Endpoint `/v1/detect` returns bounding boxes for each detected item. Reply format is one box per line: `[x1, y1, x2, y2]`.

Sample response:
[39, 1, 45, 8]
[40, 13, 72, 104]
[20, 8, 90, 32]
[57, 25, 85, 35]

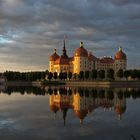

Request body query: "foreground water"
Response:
[0, 86, 140, 140]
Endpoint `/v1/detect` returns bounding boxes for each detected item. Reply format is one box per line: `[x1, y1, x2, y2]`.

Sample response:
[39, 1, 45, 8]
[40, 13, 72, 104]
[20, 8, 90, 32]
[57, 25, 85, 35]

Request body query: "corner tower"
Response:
[73, 42, 88, 73]
[114, 46, 127, 75]
[49, 49, 59, 73]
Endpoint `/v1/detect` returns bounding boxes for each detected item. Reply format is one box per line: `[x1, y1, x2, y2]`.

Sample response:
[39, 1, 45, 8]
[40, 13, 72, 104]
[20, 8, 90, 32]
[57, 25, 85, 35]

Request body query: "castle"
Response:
[49, 41, 127, 75]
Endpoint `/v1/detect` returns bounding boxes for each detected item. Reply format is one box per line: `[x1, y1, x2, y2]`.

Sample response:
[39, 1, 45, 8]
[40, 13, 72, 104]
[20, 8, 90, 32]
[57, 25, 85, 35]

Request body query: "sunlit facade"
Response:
[49, 41, 127, 76]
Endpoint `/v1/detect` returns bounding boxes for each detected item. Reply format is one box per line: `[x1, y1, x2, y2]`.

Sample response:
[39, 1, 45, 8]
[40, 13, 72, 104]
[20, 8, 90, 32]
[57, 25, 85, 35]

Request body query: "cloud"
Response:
[0, 0, 140, 71]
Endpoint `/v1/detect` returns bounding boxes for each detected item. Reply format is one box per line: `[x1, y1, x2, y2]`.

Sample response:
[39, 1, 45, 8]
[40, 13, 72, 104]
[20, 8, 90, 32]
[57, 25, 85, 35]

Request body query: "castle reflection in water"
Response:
[1, 85, 140, 125]
[48, 87, 128, 125]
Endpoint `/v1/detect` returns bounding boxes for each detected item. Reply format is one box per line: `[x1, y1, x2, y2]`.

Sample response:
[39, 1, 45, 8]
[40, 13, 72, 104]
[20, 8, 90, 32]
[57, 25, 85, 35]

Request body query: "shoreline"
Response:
[4, 81, 41, 87]
[1, 80, 140, 88]
[65, 80, 140, 88]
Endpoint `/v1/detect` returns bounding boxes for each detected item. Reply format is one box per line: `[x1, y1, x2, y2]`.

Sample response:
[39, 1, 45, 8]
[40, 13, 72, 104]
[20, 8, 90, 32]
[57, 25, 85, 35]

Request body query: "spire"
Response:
[61, 39, 68, 58]
[64, 39, 66, 49]
[80, 41, 84, 48]
[80, 119, 83, 125]
[54, 48, 56, 53]
[119, 46, 122, 51]
[62, 108, 68, 126]
[118, 114, 122, 120]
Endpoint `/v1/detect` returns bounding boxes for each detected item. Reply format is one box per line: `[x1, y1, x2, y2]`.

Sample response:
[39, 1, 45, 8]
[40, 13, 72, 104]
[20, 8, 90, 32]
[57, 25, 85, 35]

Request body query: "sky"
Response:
[0, 0, 140, 72]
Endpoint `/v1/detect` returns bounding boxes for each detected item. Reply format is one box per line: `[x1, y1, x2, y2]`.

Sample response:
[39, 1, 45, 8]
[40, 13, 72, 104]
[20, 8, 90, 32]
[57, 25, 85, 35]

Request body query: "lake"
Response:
[0, 86, 140, 140]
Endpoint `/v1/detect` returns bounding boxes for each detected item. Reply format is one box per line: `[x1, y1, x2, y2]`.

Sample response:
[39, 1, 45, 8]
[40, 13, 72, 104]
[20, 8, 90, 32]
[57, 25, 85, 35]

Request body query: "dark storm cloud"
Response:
[0, 0, 140, 71]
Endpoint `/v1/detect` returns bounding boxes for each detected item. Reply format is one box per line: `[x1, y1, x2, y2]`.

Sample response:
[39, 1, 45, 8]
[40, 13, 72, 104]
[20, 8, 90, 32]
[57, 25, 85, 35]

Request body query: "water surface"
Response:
[0, 86, 140, 140]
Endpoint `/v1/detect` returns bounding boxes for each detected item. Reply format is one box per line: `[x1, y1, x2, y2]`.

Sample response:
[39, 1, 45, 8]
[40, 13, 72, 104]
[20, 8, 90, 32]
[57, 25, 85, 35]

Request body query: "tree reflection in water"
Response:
[47, 87, 140, 124]
[0, 85, 140, 125]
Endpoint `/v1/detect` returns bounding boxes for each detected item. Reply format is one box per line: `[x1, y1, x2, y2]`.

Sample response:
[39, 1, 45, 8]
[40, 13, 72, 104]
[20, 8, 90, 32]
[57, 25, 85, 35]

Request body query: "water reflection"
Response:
[47, 87, 140, 125]
[1, 85, 140, 125]
[0, 86, 46, 95]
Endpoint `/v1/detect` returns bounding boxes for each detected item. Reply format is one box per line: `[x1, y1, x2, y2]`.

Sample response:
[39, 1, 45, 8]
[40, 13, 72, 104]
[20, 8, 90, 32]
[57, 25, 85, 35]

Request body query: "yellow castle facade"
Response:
[49, 41, 127, 75]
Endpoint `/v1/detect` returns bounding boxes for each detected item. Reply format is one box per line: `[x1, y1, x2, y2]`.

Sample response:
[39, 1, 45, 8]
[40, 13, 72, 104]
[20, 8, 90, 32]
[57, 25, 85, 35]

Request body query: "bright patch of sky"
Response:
[0, 36, 14, 44]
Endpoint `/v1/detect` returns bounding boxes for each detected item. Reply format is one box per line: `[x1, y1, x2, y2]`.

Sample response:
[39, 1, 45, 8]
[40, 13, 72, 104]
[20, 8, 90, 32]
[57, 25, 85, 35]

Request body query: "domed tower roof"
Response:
[114, 47, 126, 60]
[115, 105, 126, 115]
[50, 49, 60, 61]
[74, 42, 88, 57]
[50, 105, 60, 114]
[114, 105, 126, 120]
[75, 110, 88, 124]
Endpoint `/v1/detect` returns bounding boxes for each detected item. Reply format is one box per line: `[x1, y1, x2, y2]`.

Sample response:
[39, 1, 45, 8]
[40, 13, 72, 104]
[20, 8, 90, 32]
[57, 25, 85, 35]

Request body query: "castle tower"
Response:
[114, 46, 127, 77]
[49, 49, 59, 73]
[73, 42, 89, 73]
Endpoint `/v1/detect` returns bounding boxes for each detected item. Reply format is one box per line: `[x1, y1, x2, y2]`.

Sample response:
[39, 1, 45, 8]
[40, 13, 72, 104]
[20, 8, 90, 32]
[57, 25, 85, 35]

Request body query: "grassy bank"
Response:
[42, 80, 65, 86]
[65, 80, 140, 88]
[3, 80, 140, 88]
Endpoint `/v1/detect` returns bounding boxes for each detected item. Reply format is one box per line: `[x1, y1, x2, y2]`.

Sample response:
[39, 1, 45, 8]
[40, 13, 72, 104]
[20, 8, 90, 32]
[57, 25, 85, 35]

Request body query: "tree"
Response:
[85, 71, 89, 80]
[117, 69, 123, 79]
[124, 70, 131, 80]
[41, 72, 46, 80]
[98, 70, 105, 80]
[107, 90, 114, 100]
[78, 71, 84, 80]
[107, 69, 114, 80]
[53, 72, 58, 80]
[48, 72, 53, 81]
[73, 73, 77, 80]
[3, 71, 47, 81]
[68, 72, 72, 80]
[131, 69, 137, 79]
[59, 72, 64, 80]
[63, 72, 67, 80]
[91, 70, 97, 80]
[137, 70, 140, 79]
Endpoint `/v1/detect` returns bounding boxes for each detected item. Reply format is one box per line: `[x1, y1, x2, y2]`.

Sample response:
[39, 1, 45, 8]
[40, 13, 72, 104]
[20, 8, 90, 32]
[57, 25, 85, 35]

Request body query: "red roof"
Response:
[100, 57, 114, 63]
[50, 52, 59, 61]
[115, 49, 126, 60]
[69, 57, 74, 61]
[55, 57, 69, 65]
[115, 105, 126, 114]
[88, 53, 98, 61]
[50, 105, 59, 113]
[75, 110, 88, 119]
[74, 42, 88, 57]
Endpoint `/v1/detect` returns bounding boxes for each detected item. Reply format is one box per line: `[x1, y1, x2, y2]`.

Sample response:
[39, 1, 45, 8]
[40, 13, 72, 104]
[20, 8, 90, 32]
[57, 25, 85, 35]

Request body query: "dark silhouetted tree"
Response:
[85, 71, 89, 80]
[48, 72, 53, 81]
[98, 70, 105, 80]
[53, 72, 58, 80]
[68, 72, 72, 80]
[117, 69, 123, 79]
[91, 70, 97, 80]
[107, 69, 114, 80]
[131, 69, 137, 79]
[78, 71, 84, 80]
[124, 70, 131, 80]
[59, 72, 64, 80]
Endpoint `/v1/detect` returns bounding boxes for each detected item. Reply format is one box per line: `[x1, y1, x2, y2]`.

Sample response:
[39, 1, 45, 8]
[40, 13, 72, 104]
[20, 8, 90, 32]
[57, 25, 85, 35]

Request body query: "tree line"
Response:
[47, 87, 140, 99]
[1, 86, 140, 99]
[1, 86, 45, 95]
[2, 69, 140, 81]
[3, 70, 49, 81]
[47, 69, 140, 81]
